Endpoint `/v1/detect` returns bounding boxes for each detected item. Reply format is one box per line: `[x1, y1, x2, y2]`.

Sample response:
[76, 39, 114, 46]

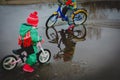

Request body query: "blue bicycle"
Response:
[45, 3, 87, 28]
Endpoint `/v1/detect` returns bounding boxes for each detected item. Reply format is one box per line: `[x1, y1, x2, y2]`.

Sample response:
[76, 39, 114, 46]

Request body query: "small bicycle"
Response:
[45, 1, 87, 28]
[1, 42, 51, 71]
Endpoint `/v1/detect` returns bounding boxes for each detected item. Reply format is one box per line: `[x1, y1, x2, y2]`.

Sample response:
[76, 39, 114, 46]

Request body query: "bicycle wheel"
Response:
[46, 14, 58, 28]
[37, 49, 51, 64]
[45, 27, 59, 42]
[73, 24, 86, 39]
[1, 55, 18, 71]
[72, 9, 87, 25]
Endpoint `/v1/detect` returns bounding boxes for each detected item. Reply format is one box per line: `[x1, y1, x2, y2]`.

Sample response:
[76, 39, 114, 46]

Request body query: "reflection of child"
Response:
[18, 11, 44, 72]
[54, 29, 76, 62]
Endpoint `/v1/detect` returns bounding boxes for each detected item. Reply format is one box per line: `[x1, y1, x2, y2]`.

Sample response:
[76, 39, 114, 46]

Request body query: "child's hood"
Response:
[19, 23, 32, 37]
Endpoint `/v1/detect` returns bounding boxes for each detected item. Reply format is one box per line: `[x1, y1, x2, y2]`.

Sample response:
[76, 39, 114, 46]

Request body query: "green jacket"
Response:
[19, 23, 42, 45]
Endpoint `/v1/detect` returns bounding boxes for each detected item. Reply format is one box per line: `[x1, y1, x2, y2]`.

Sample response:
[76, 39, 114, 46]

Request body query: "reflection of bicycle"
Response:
[45, 24, 86, 42]
[45, 27, 58, 42]
[45, 2, 87, 28]
[1, 42, 51, 71]
[50, 27, 81, 62]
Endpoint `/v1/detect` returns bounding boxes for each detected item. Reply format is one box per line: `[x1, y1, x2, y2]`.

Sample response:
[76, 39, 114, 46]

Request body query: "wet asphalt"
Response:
[0, 1, 120, 80]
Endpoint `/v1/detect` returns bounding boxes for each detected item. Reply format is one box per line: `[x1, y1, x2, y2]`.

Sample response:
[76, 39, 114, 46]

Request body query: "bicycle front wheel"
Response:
[72, 9, 87, 25]
[46, 14, 58, 28]
[37, 49, 51, 64]
[73, 24, 86, 39]
[1, 55, 18, 71]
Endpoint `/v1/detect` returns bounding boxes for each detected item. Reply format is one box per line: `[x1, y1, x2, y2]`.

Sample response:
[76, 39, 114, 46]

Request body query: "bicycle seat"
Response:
[12, 49, 23, 55]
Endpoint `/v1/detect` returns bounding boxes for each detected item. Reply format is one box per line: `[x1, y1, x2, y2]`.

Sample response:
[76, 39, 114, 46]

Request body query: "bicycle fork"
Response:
[39, 43, 46, 58]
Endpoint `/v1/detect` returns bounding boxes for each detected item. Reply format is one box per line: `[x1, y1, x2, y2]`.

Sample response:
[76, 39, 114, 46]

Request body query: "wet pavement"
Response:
[0, 1, 120, 80]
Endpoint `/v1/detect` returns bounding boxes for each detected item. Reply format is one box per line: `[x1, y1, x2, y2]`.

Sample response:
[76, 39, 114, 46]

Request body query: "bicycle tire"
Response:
[45, 27, 59, 42]
[1, 55, 18, 71]
[72, 9, 87, 25]
[37, 49, 51, 64]
[73, 24, 86, 39]
[46, 14, 58, 28]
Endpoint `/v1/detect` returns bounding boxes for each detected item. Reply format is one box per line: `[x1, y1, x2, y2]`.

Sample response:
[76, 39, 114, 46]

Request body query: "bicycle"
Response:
[45, 1, 87, 28]
[45, 24, 86, 42]
[1, 42, 51, 71]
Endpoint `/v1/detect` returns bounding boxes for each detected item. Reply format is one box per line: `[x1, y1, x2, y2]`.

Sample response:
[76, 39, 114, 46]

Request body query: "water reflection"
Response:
[87, 27, 102, 40]
[53, 29, 77, 62]
[45, 24, 87, 62]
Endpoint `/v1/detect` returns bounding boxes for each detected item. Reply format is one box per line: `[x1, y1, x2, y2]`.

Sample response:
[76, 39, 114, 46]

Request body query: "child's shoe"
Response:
[23, 64, 34, 73]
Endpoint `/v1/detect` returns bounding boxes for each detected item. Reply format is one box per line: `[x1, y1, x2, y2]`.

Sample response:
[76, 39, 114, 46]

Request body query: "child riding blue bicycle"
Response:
[46, 0, 87, 30]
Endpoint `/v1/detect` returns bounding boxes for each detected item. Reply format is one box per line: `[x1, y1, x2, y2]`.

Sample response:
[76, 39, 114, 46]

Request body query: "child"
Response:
[62, 0, 77, 16]
[17, 11, 44, 72]
[62, 0, 77, 31]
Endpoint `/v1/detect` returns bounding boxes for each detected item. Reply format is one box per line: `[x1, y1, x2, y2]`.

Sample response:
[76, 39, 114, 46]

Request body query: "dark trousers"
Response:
[62, 6, 68, 16]
[15, 45, 34, 55]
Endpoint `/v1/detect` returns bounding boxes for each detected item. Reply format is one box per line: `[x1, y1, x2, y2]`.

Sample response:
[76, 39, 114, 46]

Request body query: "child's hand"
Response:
[41, 38, 45, 44]
[37, 42, 41, 47]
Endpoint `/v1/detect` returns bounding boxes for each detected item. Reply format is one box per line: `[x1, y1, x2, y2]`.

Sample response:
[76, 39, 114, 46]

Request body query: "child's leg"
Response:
[66, 9, 75, 31]
[23, 45, 38, 72]
[26, 45, 38, 66]
[62, 6, 68, 16]
[66, 9, 74, 25]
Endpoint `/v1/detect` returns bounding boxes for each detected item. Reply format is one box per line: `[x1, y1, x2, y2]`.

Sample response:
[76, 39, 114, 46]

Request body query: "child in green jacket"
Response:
[18, 11, 44, 72]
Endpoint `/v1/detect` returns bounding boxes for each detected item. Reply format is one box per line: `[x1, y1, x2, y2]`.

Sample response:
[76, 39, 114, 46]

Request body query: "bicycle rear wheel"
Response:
[73, 24, 86, 39]
[1, 55, 18, 71]
[46, 14, 58, 28]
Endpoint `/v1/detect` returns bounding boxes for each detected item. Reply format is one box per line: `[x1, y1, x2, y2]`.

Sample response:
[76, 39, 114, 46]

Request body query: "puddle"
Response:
[0, 1, 120, 80]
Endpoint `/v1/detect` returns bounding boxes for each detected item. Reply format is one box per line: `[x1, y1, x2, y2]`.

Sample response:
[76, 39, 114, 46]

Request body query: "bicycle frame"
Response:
[54, 4, 68, 21]
[11, 51, 27, 64]
[11, 43, 45, 65]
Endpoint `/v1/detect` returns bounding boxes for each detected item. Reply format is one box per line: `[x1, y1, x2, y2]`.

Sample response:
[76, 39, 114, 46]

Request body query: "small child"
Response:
[17, 11, 44, 72]
[62, 0, 77, 31]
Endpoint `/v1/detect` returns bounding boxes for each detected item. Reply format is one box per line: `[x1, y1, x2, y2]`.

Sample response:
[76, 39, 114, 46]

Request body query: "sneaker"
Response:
[23, 64, 34, 73]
